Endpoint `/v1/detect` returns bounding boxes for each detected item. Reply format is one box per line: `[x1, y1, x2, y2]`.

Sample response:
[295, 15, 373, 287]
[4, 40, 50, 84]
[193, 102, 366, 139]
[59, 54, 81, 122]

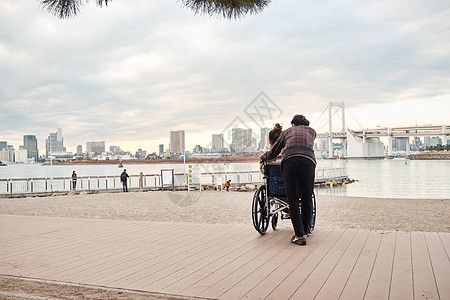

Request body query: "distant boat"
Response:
[0, 161, 7, 166]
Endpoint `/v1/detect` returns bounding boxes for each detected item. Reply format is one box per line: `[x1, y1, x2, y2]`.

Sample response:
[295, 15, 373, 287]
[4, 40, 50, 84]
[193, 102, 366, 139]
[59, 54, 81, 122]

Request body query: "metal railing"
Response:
[0, 168, 347, 196]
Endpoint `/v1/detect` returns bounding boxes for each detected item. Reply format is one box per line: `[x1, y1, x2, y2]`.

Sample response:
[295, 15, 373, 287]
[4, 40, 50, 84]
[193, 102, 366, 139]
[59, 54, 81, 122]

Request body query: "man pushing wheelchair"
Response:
[260, 114, 316, 246]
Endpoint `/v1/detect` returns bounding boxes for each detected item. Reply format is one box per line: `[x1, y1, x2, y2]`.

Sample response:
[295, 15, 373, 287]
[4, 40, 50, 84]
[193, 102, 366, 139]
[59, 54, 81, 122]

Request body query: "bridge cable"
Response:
[345, 106, 365, 131]
[316, 107, 340, 132]
[311, 105, 329, 128]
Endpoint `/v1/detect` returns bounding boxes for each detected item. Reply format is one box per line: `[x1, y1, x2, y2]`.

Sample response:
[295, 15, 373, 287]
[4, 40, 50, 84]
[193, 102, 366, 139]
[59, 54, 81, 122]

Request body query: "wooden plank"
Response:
[425, 232, 450, 300]
[178, 228, 290, 298]
[364, 231, 396, 300]
[313, 229, 370, 300]
[10, 222, 146, 277]
[94, 225, 244, 288]
[241, 228, 331, 300]
[438, 232, 450, 259]
[290, 229, 359, 299]
[46, 223, 216, 282]
[339, 230, 383, 300]
[89, 224, 228, 288]
[411, 231, 440, 300]
[264, 228, 345, 300]
[389, 231, 413, 300]
[164, 228, 309, 297]
[196, 229, 293, 299]
[142, 228, 255, 292]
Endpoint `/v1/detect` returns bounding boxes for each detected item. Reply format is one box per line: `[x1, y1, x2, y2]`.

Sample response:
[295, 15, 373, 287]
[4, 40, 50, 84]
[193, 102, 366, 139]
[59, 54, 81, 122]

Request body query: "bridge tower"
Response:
[328, 102, 346, 158]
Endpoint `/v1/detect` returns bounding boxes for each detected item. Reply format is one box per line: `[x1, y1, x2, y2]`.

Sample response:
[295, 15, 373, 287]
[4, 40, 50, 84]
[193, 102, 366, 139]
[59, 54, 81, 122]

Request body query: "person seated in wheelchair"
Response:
[260, 123, 283, 175]
[260, 115, 316, 246]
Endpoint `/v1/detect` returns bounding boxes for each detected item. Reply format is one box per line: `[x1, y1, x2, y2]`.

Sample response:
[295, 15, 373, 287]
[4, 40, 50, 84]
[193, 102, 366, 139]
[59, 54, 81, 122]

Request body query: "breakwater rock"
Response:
[408, 151, 450, 160]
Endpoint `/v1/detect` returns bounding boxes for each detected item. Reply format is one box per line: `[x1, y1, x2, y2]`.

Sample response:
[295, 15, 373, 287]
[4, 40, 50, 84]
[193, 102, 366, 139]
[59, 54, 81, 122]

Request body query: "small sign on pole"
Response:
[161, 169, 174, 191]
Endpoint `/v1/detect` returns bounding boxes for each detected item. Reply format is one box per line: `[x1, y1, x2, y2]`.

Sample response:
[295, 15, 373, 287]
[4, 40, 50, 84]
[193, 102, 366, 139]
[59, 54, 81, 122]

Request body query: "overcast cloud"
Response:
[1, 0, 449, 153]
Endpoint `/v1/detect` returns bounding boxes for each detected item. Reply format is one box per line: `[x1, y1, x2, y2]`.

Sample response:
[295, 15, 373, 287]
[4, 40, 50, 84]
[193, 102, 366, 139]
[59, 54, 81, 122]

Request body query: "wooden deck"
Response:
[0, 214, 448, 299]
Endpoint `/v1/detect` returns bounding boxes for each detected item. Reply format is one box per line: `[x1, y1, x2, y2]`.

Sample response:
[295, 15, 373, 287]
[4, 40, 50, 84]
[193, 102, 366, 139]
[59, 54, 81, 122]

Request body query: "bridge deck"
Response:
[0, 215, 448, 300]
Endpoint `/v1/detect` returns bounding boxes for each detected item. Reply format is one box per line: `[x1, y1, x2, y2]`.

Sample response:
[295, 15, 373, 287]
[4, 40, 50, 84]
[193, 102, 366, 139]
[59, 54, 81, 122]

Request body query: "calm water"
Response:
[1, 159, 449, 199]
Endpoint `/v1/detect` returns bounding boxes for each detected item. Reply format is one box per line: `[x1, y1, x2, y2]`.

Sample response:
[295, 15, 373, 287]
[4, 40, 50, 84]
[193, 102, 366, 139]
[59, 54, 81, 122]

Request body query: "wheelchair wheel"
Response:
[271, 213, 278, 230]
[252, 185, 269, 235]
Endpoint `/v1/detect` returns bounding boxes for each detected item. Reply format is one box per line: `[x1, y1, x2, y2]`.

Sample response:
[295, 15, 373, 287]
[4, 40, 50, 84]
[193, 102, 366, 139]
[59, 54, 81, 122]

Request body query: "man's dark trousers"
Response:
[281, 156, 315, 237]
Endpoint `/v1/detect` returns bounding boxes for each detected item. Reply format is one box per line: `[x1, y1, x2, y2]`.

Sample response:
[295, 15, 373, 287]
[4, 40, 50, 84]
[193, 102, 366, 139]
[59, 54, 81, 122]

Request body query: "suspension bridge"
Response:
[312, 102, 449, 158]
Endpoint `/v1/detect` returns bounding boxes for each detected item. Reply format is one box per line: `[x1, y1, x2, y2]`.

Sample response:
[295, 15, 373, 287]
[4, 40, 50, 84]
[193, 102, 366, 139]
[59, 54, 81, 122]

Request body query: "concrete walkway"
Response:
[0, 214, 449, 299]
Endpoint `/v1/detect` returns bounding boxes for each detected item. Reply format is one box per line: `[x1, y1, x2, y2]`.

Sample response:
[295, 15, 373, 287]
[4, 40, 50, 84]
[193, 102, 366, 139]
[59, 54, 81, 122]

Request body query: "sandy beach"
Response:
[1, 191, 448, 233]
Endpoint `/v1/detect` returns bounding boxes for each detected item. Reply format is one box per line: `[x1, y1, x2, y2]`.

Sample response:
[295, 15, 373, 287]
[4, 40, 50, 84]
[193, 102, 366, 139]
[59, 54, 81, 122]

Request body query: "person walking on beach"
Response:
[71, 171, 77, 190]
[260, 114, 316, 246]
[120, 169, 129, 192]
[224, 179, 231, 192]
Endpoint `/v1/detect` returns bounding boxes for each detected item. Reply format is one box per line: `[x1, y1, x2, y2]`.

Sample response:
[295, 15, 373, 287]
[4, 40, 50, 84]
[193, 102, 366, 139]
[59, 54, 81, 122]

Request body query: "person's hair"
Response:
[291, 114, 309, 126]
[268, 123, 282, 145]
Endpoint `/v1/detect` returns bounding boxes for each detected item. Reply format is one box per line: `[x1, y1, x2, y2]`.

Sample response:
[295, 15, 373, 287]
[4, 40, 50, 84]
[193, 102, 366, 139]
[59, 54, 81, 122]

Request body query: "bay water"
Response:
[1, 159, 449, 199]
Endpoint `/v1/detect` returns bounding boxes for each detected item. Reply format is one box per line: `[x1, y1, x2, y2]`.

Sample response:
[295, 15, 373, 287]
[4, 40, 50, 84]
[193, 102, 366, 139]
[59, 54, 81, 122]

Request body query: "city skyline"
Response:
[1, 1, 449, 153]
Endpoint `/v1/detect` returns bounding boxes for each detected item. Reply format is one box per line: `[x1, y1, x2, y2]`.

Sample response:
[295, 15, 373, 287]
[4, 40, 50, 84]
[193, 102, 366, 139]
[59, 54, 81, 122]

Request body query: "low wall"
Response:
[408, 152, 450, 160]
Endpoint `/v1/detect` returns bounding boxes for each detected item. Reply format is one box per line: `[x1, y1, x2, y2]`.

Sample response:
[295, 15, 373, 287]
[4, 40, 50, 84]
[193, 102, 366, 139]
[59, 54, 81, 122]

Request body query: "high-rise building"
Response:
[232, 128, 244, 152]
[260, 128, 271, 150]
[76, 145, 83, 156]
[0, 141, 7, 151]
[86, 141, 105, 154]
[243, 129, 252, 147]
[46, 128, 64, 157]
[23, 135, 38, 162]
[212, 134, 224, 152]
[159, 144, 164, 156]
[170, 130, 185, 154]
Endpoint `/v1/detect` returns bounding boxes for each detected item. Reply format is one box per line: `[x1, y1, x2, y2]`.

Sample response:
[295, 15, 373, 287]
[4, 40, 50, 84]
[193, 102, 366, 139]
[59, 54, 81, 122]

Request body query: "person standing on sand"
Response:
[260, 114, 316, 246]
[120, 169, 129, 192]
[71, 171, 77, 190]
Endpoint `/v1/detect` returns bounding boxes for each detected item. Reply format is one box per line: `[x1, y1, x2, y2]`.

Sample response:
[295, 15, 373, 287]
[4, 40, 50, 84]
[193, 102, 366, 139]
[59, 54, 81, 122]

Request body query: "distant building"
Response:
[135, 148, 147, 159]
[232, 128, 244, 152]
[76, 145, 83, 156]
[23, 135, 38, 162]
[86, 141, 105, 154]
[392, 137, 408, 151]
[159, 144, 164, 156]
[109, 145, 122, 154]
[212, 134, 224, 152]
[0, 149, 14, 162]
[0, 141, 7, 152]
[14, 149, 28, 163]
[260, 128, 270, 150]
[243, 129, 253, 148]
[46, 128, 64, 157]
[170, 130, 185, 154]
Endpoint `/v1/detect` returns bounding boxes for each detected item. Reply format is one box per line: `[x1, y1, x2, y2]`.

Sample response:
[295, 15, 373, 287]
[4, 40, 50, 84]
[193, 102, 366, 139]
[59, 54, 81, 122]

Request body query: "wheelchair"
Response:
[252, 161, 316, 235]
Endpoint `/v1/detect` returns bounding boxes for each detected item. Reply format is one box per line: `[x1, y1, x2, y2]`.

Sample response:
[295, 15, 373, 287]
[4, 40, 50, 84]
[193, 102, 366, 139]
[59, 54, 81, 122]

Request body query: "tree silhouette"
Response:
[40, 0, 271, 19]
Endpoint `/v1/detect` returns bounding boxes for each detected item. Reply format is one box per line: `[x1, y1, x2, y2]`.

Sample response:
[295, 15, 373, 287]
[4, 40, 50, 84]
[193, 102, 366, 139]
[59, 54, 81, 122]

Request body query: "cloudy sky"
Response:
[1, 0, 449, 154]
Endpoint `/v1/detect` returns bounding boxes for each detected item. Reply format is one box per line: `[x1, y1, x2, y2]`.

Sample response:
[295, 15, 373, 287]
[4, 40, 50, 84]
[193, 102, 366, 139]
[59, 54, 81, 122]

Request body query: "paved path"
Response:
[0, 214, 449, 299]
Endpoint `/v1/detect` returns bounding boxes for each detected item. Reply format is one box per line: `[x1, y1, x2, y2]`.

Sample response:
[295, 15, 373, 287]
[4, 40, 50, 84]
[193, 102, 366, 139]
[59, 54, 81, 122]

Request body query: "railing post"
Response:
[9, 180, 12, 195]
[139, 172, 143, 192]
[45, 178, 48, 191]
[97, 176, 100, 189]
[106, 177, 108, 190]
[88, 177, 90, 191]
